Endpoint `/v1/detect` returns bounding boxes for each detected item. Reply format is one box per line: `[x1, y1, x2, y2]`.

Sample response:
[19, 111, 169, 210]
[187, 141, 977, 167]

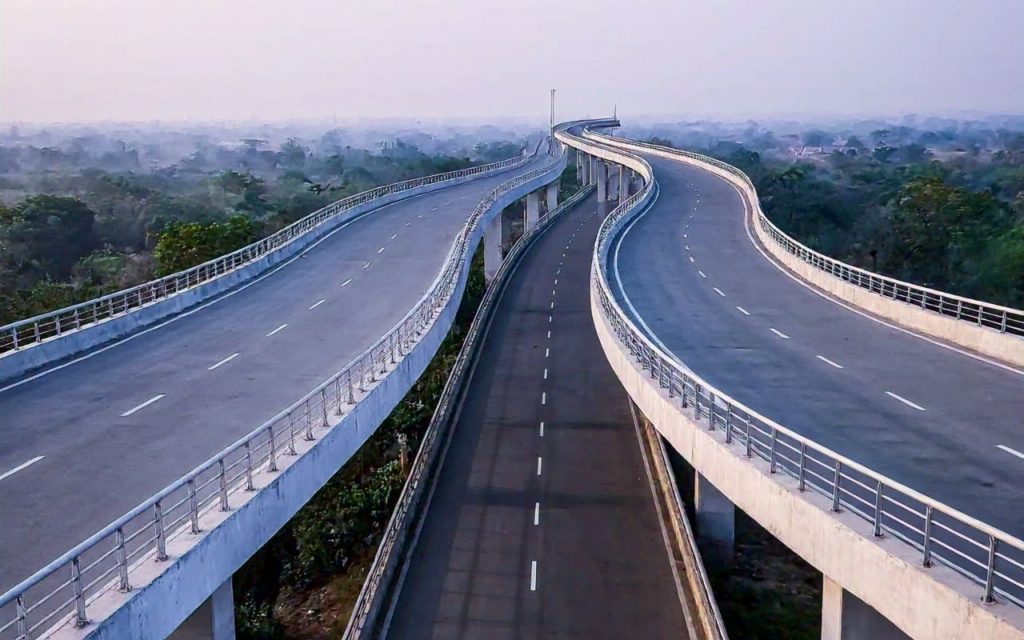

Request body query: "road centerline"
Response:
[208, 352, 241, 371]
[885, 391, 926, 411]
[0, 456, 45, 482]
[266, 323, 289, 337]
[121, 394, 166, 417]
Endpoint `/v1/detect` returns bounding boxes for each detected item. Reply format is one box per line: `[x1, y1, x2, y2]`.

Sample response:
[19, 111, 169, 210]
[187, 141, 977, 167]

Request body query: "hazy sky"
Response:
[2, 0, 1023, 124]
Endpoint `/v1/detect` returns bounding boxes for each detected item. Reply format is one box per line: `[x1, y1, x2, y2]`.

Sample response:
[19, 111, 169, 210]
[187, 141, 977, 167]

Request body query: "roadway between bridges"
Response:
[387, 191, 690, 638]
[0, 150, 554, 597]
[609, 149, 1024, 536]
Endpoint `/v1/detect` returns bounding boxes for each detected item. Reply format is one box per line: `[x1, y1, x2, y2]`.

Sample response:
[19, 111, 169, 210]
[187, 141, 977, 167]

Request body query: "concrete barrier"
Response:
[0, 163, 531, 385]
[591, 291, 1024, 640]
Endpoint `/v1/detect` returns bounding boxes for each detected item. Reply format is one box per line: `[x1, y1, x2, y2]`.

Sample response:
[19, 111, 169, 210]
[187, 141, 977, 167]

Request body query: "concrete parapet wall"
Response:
[0, 166, 524, 385]
[591, 291, 1024, 640]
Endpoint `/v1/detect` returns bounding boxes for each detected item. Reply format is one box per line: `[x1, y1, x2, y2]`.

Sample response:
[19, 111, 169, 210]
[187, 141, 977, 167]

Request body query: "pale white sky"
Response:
[2, 0, 1023, 124]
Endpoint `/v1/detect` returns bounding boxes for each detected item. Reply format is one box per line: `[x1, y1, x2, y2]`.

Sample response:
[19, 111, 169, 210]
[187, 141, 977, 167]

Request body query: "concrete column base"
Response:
[694, 471, 734, 562]
[822, 576, 909, 640]
[169, 577, 236, 640]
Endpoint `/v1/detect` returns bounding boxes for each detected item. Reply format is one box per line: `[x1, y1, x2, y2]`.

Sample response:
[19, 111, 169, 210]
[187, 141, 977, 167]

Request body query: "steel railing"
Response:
[0, 150, 536, 357]
[557, 124, 1024, 611]
[582, 131, 1024, 337]
[0, 140, 566, 640]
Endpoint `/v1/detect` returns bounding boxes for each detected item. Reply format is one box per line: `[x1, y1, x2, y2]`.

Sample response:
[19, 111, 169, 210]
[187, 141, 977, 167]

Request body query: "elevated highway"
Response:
[558, 124, 1024, 639]
[0, 137, 575, 639]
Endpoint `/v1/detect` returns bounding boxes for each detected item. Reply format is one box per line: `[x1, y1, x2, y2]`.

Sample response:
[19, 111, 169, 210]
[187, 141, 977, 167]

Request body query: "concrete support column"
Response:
[545, 182, 558, 213]
[576, 150, 584, 184]
[484, 209, 503, 283]
[596, 161, 609, 203]
[589, 155, 599, 186]
[693, 471, 734, 560]
[619, 164, 628, 201]
[821, 576, 909, 640]
[525, 190, 541, 231]
[607, 165, 619, 201]
[169, 577, 236, 640]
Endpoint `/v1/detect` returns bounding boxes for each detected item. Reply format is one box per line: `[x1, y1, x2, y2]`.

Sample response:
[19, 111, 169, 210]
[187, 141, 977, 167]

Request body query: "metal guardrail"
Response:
[0, 151, 535, 357]
[0, 141, 566, 640]
[344, 183, 597, 640]
[584, 132, 1024, 338]
[558, 124, 1024, 611]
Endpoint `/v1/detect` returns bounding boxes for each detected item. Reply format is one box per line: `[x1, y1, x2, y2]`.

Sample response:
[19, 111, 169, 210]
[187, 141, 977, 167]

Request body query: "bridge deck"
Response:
[610, 152, 1024, 535]
[0, 155, 551, 595]
[387, 192, 688, 639]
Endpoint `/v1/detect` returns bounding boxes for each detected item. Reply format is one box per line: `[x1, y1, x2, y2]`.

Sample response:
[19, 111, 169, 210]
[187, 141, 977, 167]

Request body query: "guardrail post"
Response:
[985, 535, 998, 603]
[922, 505, 934, 567]
[725, 405, 733, 443]
[72, 556, 88, 626]
[268, 427, 278, 472]
[154, 501, 168, 561]
[305, 402, 315, 441]
[798, 443, 807, 491]
[115, 527, 131, 591]
[16, 595, 28, 638]
[244, 442, 255, 491]
[707, 392, 716, 431]
[10, 327, 18, 350]
[218, 459, 230, 511]
[187, 479, 201, 534]
[831, 462, 842, 512]
[769, 429, 778, 473]
[873, 481, 884, 537]
[745, 420, 753, 458]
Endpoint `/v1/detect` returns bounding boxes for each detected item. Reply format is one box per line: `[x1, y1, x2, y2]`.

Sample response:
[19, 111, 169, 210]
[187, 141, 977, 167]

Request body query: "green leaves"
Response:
[151, 214, 257, 276]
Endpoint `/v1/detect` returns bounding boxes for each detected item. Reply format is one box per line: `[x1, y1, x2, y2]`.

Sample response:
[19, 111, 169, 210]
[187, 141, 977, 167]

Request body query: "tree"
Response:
[0, 196, 100, 286]
[151, 215, 257, 276]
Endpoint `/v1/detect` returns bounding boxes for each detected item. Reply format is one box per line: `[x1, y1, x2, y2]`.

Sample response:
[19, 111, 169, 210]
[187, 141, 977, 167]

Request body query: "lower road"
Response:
[388, 192, 688, 639]
[610, 151, 1024, 535]
[0, 153, 553, 595]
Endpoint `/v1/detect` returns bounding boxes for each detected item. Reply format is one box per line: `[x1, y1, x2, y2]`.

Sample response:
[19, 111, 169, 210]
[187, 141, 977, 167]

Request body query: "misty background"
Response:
[3, 0, 1024, 124]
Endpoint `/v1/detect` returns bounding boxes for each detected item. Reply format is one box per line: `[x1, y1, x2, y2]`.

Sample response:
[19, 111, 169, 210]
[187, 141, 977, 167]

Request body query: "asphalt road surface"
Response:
[388, 192, 688, 639]
[609, 152, 1024, 535]
[0, 154, 553, 594]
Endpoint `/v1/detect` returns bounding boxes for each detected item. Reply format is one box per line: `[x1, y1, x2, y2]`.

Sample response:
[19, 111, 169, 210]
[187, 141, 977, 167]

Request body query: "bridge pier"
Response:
[576, 149, 584, 184]
[822, 576, 909, 640]
[589, 154, 599, 186]
[693, 471, 734, 561]
[619, 164, 628, 200]
[596, 161, 609, 203]
[545, 182, 558, 213]
[485, 207, 515, 282]
[168, 577, 235, 640]
[525, 190, 541, 231]
[607, 163, 619, 201]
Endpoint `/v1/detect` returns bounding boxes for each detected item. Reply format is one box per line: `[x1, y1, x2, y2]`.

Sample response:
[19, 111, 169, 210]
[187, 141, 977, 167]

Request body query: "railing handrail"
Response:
[0, 138, 567, 635]
[584, 131, 1024, 324]
[0, 147, 537, 355]
[555, 123, 1024, 610]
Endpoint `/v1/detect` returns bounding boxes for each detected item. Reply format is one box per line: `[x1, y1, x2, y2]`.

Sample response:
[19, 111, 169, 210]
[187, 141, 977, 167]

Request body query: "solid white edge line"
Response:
[996, 445, 1024, 460]
[266, 323, 289, 337]
[816, 355, 844, 369]
[308, 299, 326, 310]
[736, 306, 750, 316]
[121, 394, 165, 417]
[0, 456, 45, 482]
[530, 560, 538, 591]
[885, 391, 926, 411]
[208, 352, 241, 371]
[769, 328, 790, 339]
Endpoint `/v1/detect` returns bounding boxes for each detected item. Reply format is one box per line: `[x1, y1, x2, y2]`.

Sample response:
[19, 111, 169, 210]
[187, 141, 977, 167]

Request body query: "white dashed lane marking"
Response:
[121, 394, 165, 417]
[308, 299, 326, 310]
[698, 270, 707, 278]
[816, 355, 844, 369]
[0, 456, 45, 482]
[267, 324, 289, 337]
[997, 445, 1024, 460]
[208, 353, 240, 370]
[341, 278, 352, 287]
[713, 287, 726, 297]
[769, 328, 790, 340]
[885, 391, 926, 411]
[736, 306, 750, 316]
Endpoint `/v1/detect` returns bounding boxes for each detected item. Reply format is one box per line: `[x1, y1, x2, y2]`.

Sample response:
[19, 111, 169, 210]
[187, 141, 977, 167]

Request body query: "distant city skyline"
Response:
[2, 0, 1023, 124]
